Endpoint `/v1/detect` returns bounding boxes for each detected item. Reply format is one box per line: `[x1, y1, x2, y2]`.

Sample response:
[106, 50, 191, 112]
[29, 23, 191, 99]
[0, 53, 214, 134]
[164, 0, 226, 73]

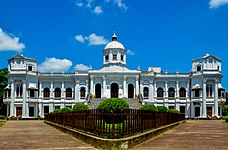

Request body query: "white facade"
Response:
[3, 33, 225, 118]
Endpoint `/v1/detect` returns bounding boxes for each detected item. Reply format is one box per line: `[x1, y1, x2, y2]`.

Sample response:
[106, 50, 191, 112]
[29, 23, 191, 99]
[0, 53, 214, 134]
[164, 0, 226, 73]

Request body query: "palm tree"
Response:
[0, 68, 8, 116]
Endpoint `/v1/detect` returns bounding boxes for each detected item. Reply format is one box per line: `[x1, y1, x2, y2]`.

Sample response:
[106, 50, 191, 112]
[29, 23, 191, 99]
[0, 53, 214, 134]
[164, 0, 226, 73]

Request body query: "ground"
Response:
[0, 120, 96, 150]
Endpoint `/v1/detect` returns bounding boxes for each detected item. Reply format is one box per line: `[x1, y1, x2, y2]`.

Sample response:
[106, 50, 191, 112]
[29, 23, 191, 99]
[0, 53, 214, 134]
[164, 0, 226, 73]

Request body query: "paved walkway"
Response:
[134, 120, 228, 150]
[0, 120, 96, 150]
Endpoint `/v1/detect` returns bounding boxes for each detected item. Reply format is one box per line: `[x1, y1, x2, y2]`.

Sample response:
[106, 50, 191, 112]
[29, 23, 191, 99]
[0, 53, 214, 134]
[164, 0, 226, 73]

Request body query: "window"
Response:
[113, 54, 117, 60]
[80, 87, 86, 99]
[54, 88, 61, 98]
[197, 66, 201, 71]
[218, 66, 220, 70]
[16, 84, 23, 97]
[43, 88, 50, 98]
[206, 84, 212, 97]
[195, 89, 200, 97]
[30, 89, 35, 98]
[169, 106, 174, 109]
[28, 65, 32, 71]
[55, 106, 60, 110]
[179, 87, 186, 98]
[44, 106, 49, 114]
[105, 55, 109, 61]
[66, 88, 72, 98]
[121, 55, 124, 61]
[180, 106, 185, 114]
[168, 87, 175, 98]
[143, 87, 149, 99]
[157, 87, 164, 98]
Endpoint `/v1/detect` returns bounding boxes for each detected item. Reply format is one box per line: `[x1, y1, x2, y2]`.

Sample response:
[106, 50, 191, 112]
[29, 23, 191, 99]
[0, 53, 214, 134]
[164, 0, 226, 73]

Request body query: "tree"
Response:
[0, 68, 8, 116]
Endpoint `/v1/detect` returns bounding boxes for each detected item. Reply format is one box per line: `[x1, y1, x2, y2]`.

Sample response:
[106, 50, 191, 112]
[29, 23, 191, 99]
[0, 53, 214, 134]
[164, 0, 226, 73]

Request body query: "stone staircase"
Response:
[89, 98, 140, 109]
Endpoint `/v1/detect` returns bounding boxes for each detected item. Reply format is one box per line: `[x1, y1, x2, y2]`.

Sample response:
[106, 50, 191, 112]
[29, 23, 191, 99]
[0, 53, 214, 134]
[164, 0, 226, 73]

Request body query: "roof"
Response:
[192, 54, 221, 62]
[104, 33, 125, 50]
[8, 54, 37, 62]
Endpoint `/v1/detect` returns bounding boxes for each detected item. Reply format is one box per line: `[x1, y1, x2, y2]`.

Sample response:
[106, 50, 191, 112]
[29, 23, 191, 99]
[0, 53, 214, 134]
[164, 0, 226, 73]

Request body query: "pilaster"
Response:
[22, 80, 27, 117]
[202, 79, 207, 117]
[10, 80, 15, 116]
[214, 79, 219, 116]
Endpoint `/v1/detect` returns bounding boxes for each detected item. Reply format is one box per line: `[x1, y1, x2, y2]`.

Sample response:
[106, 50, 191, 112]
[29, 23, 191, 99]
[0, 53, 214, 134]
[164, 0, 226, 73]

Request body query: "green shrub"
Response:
[73, 103, 89, 111]
[167, 109, 180, 113]
[97, 98, 129, 113]
[157, 106, 168, 112]
[223, 116, 228, 123]
[222, 104, 228, 116]
[139, 104, 158, 112]
[53, 109, 61, 113]
[60, 107, 72, 113]
[0, 115, 5, 120]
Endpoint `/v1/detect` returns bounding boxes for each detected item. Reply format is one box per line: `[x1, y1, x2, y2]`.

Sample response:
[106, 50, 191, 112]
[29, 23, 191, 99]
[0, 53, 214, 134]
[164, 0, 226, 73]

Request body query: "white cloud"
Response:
[38, 57, 72, 72]
[75, 64, 90, 72]
[94, 6, 103, 14]
[86, 0, 94, 8]
[0, 28, 25, 52]
[209, 0, 228, 8]
[75, 35, 85, 43]
[114, 0, 127, 10]
[76, 2, 83, 7]
[127, 50, 135, 55]
[85, 33, 108, 45]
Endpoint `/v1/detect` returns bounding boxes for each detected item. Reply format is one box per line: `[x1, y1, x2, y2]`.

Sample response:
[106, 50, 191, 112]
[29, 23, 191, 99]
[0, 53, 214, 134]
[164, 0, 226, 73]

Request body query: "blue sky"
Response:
[0, 0, 228, 89]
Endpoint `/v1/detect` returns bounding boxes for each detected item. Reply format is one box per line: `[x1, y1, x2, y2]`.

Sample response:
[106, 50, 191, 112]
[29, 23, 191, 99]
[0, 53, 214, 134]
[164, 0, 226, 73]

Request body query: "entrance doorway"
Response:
[128, 84, 134, 98]
[95, 84, 101, 98]
[16, 107, 22, 117]
[195, 107, 200, 117]
[29, 107, 34, 117]
[111, 83, 118, 98]
[207, 107, 212, 117]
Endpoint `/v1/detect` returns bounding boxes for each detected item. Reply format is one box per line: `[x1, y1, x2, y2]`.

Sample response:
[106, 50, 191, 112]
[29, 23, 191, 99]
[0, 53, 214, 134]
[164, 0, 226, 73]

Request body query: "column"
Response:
[22, 81, 27, 117]
[154, 81, 157, 103]
[149, 80, 154, 102]
[191, 102, 194, 118]
[7, 105, 9, 117]
[10, 80, 15, 116]
[165, 81, 168, 98]
[214, 80, 219, 116]
[202, 79, 207, 117]
[50, 81, 53, 99]
[39, 103, 42, 116]
[75, 80, 80, 101]
[90, 76, 94, 95]
[123, 76, 126, 97]
[102, 76, 106, 98]
[176, 81, 180, 111]
[136, 77, 139, 95]
[61, 81, 64, 98]
[39, 81, 42, 98]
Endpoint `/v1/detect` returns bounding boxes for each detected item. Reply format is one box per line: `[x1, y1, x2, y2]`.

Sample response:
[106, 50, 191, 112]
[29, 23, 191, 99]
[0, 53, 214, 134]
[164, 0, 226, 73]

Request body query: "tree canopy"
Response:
[0, 68, 8, 116]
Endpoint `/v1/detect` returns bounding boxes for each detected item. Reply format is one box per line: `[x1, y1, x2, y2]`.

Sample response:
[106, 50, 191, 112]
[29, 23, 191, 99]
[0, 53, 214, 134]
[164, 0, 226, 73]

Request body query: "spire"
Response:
[112, 31, 117, 41]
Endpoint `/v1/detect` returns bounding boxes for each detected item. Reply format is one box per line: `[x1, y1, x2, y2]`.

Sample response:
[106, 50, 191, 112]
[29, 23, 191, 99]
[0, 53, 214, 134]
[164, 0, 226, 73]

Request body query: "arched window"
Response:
[206, 84, 213, 97]
[54, 88, 61, 98]
[80, 87, 86, 99]
[157, 87, 164, 98]
[66, 88, 72, 98]
[168, 87, 175, 98]
[16, 84, 23, 97]
[43, 88, 50, 98]
[179, 87, 186, 98]
[143, 87, 149, 99]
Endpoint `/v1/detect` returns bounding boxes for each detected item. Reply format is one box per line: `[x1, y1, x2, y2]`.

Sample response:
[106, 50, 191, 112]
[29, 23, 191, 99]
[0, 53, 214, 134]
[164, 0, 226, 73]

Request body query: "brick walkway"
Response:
[0, 120, 96, 150]
[134, 120, 228, 150]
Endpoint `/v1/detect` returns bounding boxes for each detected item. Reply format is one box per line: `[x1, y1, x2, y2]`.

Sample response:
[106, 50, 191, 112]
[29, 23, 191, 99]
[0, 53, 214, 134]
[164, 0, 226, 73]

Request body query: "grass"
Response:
[0, 119, 6, 127]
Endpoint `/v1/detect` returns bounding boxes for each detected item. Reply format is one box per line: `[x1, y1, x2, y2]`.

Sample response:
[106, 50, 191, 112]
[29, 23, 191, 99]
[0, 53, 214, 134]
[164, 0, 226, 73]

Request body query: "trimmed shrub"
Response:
[97, 98, 129, 113]
[139, 104, 158, 112]
[53, 109, 61, 113]
[223, 116, 228, 123]
[60, 107, 72, 113]
[73, 103, 89, 111]
[222, 104, 228, 116]
[157, 106, 168, 112]
[167, 109, 180, 113]
[0, 115, 5, 120]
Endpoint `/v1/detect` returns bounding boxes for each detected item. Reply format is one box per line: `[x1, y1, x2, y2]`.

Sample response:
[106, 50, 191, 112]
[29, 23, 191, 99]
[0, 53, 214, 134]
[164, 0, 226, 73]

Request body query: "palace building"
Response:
[3, 33, 225, 118]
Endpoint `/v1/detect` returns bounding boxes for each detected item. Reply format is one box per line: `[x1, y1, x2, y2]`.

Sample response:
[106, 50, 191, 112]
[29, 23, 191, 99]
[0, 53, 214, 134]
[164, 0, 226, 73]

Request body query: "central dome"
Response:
[104, 33, 125, 49]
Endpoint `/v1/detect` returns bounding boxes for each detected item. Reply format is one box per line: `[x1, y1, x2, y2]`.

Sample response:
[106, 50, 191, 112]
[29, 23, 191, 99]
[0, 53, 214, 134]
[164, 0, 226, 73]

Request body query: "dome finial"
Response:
[112, 31, 117, 41]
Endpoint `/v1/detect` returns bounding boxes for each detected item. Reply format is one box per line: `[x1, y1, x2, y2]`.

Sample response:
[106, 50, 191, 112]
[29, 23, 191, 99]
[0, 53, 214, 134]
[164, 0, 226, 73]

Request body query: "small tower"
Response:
[102, 33, 127, 67]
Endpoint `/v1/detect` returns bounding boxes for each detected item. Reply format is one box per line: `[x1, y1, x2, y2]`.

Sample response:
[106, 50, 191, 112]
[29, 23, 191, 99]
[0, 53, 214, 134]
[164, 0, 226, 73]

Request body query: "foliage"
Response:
[73, 103, 89, 111]
[139, 104, 158, 112]
[53, 109, 61, 113]
[0, 68, 8, 116]
[0, 115, 5, 120]
[222, 104, 228, 116]
[167, 109, 180, 113]
[60, 107, 72, 113]
[97, 98, 130, 113]
[223, 116, 228, 123]
[157, 106, 168, 112]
